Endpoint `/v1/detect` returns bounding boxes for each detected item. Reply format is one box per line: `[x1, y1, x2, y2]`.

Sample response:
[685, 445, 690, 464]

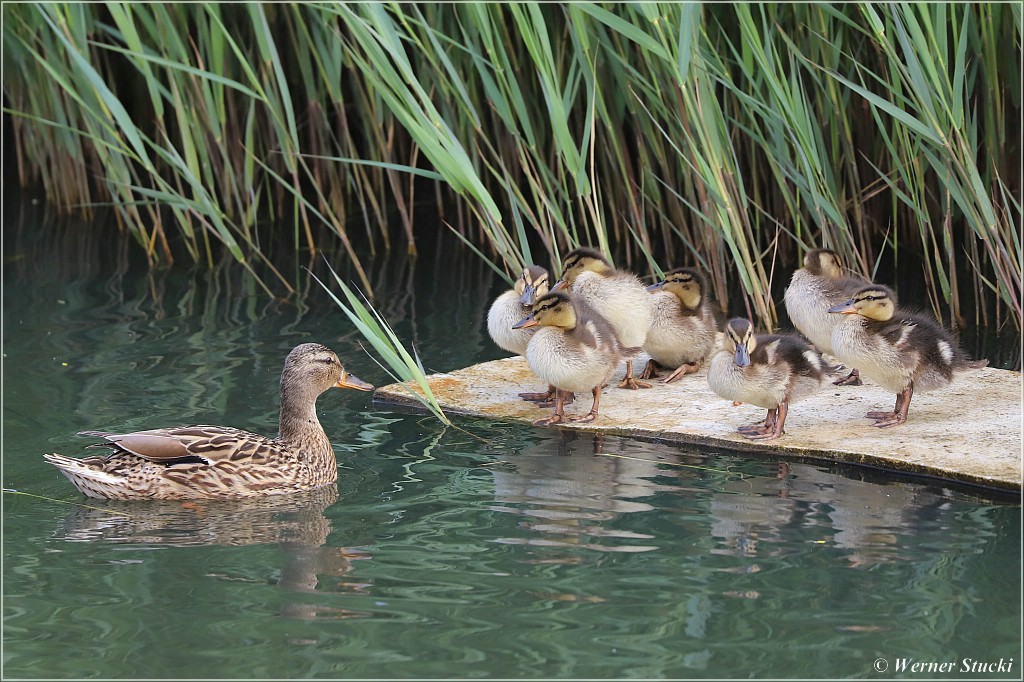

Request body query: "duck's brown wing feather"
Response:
[78, 426, 275, 465]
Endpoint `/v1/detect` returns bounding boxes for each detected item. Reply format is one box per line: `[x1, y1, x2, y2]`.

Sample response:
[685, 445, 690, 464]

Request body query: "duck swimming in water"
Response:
[44, 343, 373, 499]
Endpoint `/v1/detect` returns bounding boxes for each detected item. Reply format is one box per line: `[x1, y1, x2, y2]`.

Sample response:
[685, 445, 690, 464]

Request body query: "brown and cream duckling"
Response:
[43, 343, 374, 500]
[513, 290, 638, 425]
[641, 267, 718, 382]
[707, 318, 834, 440]
[828, 285, 987, 427]
[783, 248, 869, 385]
[554, 247, 654, 389]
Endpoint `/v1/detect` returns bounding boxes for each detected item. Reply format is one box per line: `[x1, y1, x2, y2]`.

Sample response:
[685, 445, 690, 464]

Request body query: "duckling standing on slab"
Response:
[43, 343, 374, 500]
[828, 285, 987, 428]
[486, 265, 556, 402]
[707, 318, 835, 440]
[641, 267, 718, 382]
[512, 290, 639, 426]
[783, 248, 869, 385]
[554, 247, 654, 390]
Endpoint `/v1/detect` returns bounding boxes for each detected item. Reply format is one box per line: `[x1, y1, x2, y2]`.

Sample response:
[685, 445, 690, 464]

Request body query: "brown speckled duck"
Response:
[43, 343, 373, 500]
[641, 267, 718, 382]
[828, 285, 987, 427]
[783, 248, 869, 385]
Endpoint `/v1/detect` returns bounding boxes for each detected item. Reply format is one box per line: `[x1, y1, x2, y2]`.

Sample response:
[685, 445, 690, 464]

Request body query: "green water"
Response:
[3, 215, 1020, 679]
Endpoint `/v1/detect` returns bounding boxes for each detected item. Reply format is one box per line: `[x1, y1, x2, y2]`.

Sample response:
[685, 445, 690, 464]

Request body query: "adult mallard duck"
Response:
[783, 248, 868, 385]
[512, 290, 639, 425]
[486, 264, 557, 403]
[828, 285, 987, 427]
[641, 267, 718, 382]
[707, 318, 834, 440]
[554, 247, 653, 389]
[43, 343, 374, 500]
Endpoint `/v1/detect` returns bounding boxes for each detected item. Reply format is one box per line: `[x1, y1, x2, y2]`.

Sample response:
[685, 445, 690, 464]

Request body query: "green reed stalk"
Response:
[3, 2, 1020, 331]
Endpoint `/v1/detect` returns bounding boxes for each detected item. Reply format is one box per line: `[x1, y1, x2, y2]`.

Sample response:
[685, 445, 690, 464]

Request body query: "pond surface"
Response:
[3, 207, 1021, 679]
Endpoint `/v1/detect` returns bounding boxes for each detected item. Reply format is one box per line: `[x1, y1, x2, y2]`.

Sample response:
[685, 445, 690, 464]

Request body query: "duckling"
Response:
[43, 344, 374, 499]
[487, 265, 550, 356]
[512, 290, 639, 425]
[783, 248, 869, 385]
[554, 247, 654, 389]
[641, 267, 718, 382]
[707, 318, 834, 440]
[828, 285, 987, 427]
[486, 265, 557, 402]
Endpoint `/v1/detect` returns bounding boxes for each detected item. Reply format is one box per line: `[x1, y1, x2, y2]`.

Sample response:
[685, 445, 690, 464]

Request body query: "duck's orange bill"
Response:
[336, 371, 374, 391]
[512, 315, 538, 329]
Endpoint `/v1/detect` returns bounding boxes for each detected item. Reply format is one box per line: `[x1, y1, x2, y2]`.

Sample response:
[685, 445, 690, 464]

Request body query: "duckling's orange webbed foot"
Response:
[871, 414, 907, 428]
[741, 405, 786, 440]
[568, 412, 598, 424]
[538, 391, 574, 408]
[745, 429, 784, 440]
[638, 360, 661, 380]
[867, 387, 912, 428]
[618, 376, 652, 390]
[519, 390, 553, 402]
[834, 369, 863, 386]
[662, 362, 701, 383]
[533, 414, 565, 426]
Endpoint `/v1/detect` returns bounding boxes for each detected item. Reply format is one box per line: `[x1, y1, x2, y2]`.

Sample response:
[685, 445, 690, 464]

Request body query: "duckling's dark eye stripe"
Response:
[536, 300, 560, 313]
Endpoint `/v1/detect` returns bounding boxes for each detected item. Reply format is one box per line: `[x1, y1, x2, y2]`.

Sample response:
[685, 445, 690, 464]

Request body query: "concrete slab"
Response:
[373, 354, 1023, 493]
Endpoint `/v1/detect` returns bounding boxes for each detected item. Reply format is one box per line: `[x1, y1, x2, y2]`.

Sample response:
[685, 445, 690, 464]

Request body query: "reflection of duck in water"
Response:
[55, 487, 372, 620]
[45, 344, 373, 499]
[487, 432, 696, 553]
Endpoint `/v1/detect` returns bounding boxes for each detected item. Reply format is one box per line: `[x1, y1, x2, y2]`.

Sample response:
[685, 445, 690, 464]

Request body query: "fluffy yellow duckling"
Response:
[555, 247, 653, 389]
[783, 248, 868, 385]
[641, 267, 718, 382]
[828, 285, 987, 427]
[513, 290, 638, 425]
[707, 318, 834, 440]
[44, 344, 373, 499]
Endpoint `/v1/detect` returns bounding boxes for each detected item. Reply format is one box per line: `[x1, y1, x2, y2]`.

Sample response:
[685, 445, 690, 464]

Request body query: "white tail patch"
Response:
[802, 350, 822, 370]
[937, 340, 954, 364]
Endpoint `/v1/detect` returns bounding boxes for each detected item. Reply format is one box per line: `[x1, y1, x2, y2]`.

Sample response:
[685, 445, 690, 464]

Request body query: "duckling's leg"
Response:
[617, 361, 652, 390]
[737, 409, 776, 435]
[834, 368, 863, 386]
[662, 361, 702, 383]
[871, 385, 913, 428]
[865, 391, 906, 421]
[568, 386, 601, 423]
[747, 402, 788, 440]
[638, 360, 661, 380]
[539, 391, 575, 408]
[534, 390, 568, 426]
